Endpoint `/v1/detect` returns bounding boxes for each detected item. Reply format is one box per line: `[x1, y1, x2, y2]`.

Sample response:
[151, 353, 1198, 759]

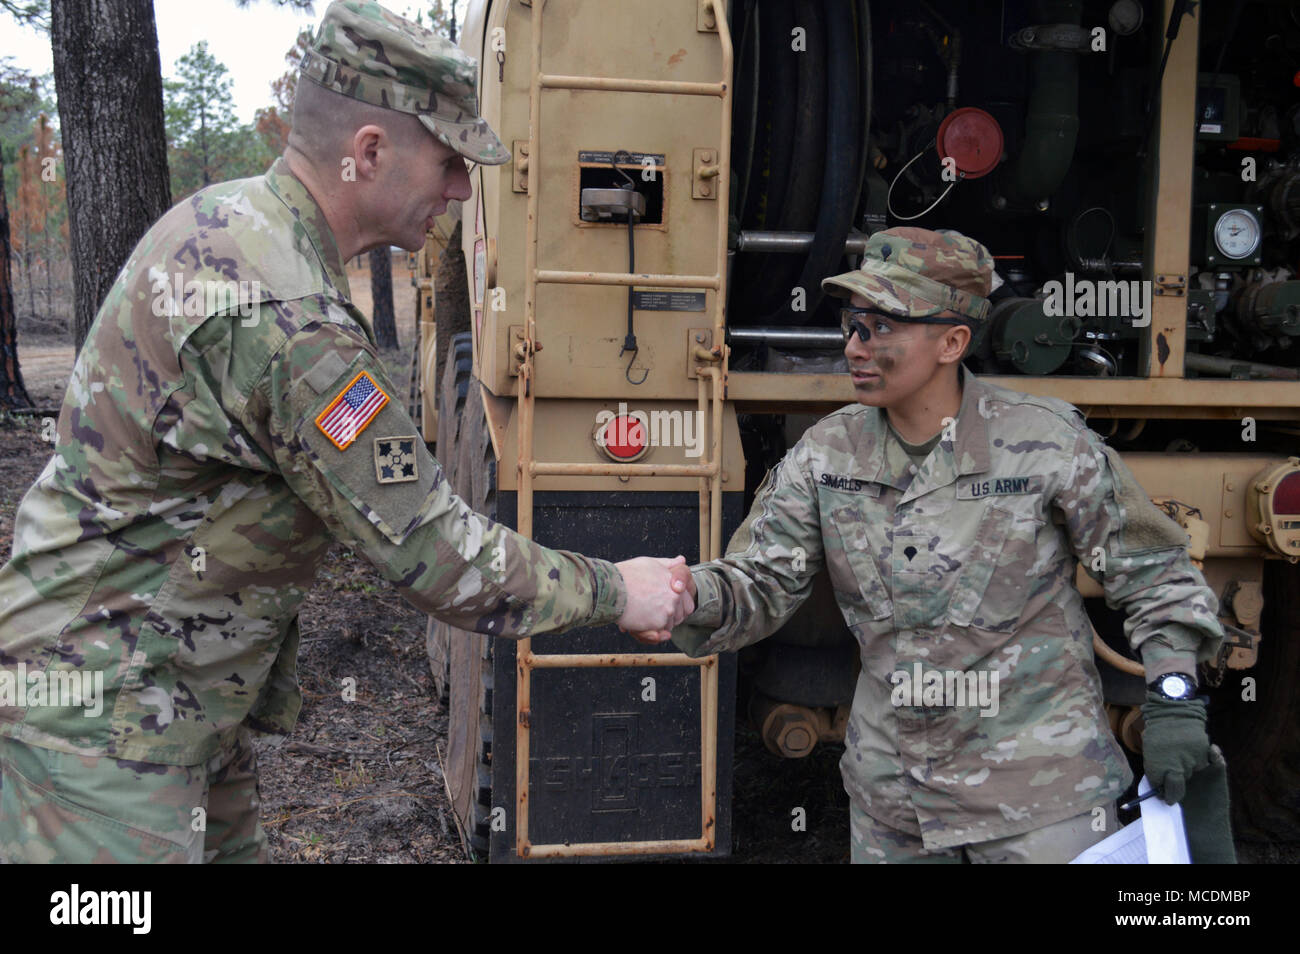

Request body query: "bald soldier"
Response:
[638, 227, 1227, 863]
[0, 0, 692, 863]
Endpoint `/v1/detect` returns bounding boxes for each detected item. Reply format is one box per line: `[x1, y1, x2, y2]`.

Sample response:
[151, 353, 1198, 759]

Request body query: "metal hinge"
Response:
[1154, 274, 1187, 297]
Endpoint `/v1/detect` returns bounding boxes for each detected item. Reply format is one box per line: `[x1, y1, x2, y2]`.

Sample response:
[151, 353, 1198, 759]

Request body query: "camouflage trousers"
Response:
[850, 801, 1118, 864]
[0, 726, 266, 863]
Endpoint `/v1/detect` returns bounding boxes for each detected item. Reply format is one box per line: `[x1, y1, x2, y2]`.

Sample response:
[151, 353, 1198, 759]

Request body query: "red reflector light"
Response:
[1275, 472, 1300, 515]
[599, 414, 647, 461]
[936, 107, 1004, 180]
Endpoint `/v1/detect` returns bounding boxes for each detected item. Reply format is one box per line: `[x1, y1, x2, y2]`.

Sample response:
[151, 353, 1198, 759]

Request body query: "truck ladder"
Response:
[512, 0, 733, 859]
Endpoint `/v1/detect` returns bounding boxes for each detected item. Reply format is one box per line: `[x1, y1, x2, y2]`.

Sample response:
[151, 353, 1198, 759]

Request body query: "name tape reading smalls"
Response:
[817, 473, 883, 496]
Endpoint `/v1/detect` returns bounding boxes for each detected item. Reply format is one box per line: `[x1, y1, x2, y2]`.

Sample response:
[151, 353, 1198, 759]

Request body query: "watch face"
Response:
[1159, 674, 1193, 698]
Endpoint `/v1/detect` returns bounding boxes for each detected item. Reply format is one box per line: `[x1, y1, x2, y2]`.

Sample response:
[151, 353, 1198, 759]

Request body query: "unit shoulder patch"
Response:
[374, 435, 420, 484]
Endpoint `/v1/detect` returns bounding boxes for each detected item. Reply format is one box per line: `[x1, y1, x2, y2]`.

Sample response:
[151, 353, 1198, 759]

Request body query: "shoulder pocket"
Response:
[293, 354, 437, 545]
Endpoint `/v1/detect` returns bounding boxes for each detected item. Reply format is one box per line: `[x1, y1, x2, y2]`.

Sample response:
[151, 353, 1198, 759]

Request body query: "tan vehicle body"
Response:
[415, 0, 1300, 861]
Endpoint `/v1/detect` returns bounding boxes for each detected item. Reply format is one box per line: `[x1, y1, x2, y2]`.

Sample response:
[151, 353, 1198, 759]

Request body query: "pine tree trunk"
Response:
[370, 246, 398, 350]
[50, 0, 172, 353]
[0, 149, 35, 409]
[24, 248, 35, 317]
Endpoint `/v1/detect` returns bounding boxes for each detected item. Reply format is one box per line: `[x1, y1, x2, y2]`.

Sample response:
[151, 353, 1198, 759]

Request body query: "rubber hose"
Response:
[730, 0, 761, 228]
[759, 0, 800, 227]
[743, 0, 826, 317]
[739, 3, 777, 231]
[768, 0, 861, 325]
[850, 0, 872, 229]
[1092, 626, 1145, 677]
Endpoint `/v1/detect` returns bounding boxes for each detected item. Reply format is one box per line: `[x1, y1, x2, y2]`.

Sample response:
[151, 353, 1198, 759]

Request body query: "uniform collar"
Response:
[264, 157, 353, 303]
[859, 367, 993, 500]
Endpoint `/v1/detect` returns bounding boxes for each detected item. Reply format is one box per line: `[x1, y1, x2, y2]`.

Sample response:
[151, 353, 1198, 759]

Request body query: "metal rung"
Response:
[513, 0, 732, 861]
[525, 837, 711, 859]
[535, 269, 720, 289]
[540, 73, 726, 97]
[526, 652, 709, 669]
[531, 461, 717, 478]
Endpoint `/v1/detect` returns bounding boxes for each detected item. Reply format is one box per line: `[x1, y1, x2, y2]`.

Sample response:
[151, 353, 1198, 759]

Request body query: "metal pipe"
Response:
[535, 269, 720, 289]
[1004, 0, 1083, 203]
[1078, 258, 1144, 273]
[727, 326, 845, 348]
[735, 230, 872, 254]
[540, 74, 726, 96]
[1185, 353, 1300, 381]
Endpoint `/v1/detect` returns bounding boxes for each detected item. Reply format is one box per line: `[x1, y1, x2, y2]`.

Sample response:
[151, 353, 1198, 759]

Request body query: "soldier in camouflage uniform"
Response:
[0, 0, 693, 863]
[645, 227, 1224, 863]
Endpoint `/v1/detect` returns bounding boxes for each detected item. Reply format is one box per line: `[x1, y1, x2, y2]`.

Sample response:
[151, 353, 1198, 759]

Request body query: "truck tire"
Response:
[1218, 560, 1300, 842]
[433, 221, 471, 406]
[444, 379, 497, 857]
[426, 332, 474, 705]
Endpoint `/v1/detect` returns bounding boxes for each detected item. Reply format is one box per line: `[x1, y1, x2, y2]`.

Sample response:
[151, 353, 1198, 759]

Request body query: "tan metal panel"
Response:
[1141, 0, 1199, 378]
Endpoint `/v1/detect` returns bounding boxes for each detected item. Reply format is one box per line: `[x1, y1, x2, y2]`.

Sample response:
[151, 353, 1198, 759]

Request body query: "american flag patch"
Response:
[315, 370, 389, 450]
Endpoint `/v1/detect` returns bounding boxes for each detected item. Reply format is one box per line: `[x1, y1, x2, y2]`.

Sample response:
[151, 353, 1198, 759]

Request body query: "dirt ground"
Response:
[1, 257, 1290, 864]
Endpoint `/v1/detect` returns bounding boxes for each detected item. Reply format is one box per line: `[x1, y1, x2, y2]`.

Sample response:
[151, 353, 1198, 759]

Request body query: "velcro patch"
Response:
[315, 370, 389, 450]
[374, 436, 420, 484]
[957, 475, 1044, 499]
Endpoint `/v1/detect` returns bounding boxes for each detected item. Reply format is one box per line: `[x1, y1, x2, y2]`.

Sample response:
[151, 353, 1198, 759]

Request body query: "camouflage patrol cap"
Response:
[822, 226, 994, 324]
[299, 0, 509, 165]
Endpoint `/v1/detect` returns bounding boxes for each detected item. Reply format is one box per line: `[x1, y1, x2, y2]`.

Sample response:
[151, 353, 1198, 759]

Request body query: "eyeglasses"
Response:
[840, 307, 913, 343]
[839, 307, 963, 343]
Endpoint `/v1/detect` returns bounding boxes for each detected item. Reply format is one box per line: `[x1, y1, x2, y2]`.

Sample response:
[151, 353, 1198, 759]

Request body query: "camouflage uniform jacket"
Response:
[0, 158, 625, 765]
[673, 372, 1223, 849]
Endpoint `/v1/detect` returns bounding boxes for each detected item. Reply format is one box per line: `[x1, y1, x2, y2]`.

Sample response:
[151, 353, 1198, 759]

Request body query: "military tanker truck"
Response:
[409, 0, 1300, 861]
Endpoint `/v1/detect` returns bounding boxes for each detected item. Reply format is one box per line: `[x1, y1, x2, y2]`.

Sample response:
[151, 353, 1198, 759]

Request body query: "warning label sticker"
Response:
[631, 290, 707, 312]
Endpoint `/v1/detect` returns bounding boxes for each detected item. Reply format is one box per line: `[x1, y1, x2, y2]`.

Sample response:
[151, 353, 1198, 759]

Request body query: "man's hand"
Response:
[615, 555, 696, 644]
[1140, 693, 1212, 804]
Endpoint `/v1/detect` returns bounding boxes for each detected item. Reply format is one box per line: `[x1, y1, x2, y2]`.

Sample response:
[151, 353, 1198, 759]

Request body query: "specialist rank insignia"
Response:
[374, 435, 419, 484]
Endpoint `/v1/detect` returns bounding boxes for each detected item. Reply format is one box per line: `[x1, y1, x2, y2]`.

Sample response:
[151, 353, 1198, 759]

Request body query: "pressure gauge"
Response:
[1213, 207, 1261, 260]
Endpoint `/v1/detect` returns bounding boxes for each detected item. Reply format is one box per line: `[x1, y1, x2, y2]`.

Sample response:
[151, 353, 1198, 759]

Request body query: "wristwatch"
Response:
[1148, 672, 1197, 701]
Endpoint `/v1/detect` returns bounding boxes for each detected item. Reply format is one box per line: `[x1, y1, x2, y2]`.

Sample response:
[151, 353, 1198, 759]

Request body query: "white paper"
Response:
[1069, 815, 1147, 864]
[1069, 776, 1190, 864]
[1137, 775, 1191, 864]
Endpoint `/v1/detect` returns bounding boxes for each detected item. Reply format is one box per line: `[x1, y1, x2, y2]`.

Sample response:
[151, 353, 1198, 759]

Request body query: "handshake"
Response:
[613, 556, 699, 645]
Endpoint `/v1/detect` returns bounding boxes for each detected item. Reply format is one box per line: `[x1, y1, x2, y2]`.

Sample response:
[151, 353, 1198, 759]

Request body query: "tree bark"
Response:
[0, 147, 35, 409]
[50, 0, 172, 353]
[369, 246, 398, 350]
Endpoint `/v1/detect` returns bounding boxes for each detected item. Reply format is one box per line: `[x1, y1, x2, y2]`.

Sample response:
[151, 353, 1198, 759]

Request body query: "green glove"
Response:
[1182, 744, 1236, 864]
[1140, 692, 1211, 805]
